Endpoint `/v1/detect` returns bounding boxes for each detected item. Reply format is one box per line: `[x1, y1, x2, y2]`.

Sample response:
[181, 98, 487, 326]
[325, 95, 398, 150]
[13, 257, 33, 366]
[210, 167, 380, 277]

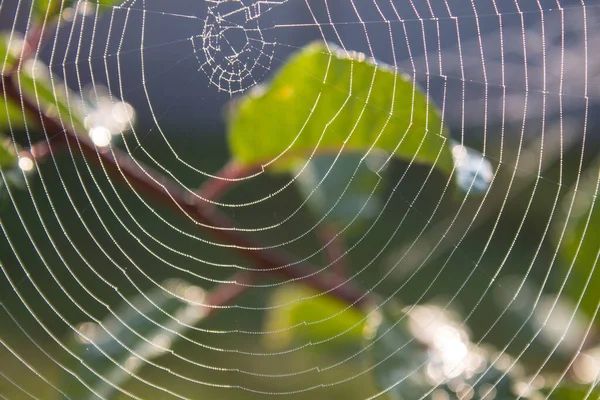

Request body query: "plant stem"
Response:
[198, 162, 351, 277]
[196, 161, 259, 201]
[317, 223, 349, 278]
[18, 133, 65, 160]
[202, 271, 256, 317]
[1, 74, 371, 310]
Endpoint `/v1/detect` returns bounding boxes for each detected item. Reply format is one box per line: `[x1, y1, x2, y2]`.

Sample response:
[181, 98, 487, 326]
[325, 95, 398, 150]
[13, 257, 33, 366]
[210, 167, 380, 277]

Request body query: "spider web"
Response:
[0, 0, 599, 399]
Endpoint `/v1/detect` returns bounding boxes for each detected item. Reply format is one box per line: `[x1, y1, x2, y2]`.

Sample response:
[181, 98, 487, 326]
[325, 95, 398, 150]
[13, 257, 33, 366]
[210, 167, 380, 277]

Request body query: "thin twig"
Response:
[1, 74, 371, 310]
[317, 223, 349, 278]
[202, 271, 256, 317]
[18, 134, 66, 160]
[196, 161, 259, 201]
[197, 162, 351, 278]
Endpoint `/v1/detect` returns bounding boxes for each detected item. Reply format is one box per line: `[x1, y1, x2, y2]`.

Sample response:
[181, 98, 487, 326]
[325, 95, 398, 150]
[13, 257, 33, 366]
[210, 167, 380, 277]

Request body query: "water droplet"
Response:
[89, 126, 112, 147]
[18, 156, 34, 172]
[451, 140, 493, 195]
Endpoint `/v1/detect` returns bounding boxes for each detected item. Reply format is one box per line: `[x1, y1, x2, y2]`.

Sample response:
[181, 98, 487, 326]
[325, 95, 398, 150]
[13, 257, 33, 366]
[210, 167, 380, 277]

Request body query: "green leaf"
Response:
[0, 57, 86, 133]
[95, 0, 125, 6]
[0, 32, 23, 73]
[0, 137, 17, 168]
[18, 59, 86, 130]
[62, 279, 209, 400]
[1, 34, 134, 151]
[263, 284, 366, 351]
[228, 41, 454, 175]
[0, 33, 27, 131]
[0, 137, 26, 211]
[33, 0, 68, 20]
[0, 97, 26, 131]
[368, 303, 535, 400]
[545, 385, 600, 399]
[556, 159, 600, 322]
[293, 152, 386, 227]
[0, 32, 85, 131]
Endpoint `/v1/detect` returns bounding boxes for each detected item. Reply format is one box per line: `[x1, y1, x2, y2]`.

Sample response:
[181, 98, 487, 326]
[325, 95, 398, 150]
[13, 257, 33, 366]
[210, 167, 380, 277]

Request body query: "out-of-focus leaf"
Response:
[293, 152, 386, 227]
[263, 284, 366, 351]
[62, 279, 209, 400]
[555, 158, 600, 323]
[1, 33, 133, 144]
[33, 0, 68, 20]
[1, 33, 27, 131]
[228, 41, 493, 195]
[544, 385, 600, 399]
[0, 35, 87, 134]
[0, 137, 17, 168]
[17, 59, 86, 131]
[0, 32, 22, 73]
[0, 137, 27, 210]
[367, 302, 536, 400]
[0, 97, 26, 131]
[229, 42, 452, 174]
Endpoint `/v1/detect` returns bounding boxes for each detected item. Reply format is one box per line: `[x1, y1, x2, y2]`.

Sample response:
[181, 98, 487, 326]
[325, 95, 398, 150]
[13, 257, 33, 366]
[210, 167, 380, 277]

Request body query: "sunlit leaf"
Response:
[33, 0, 69, 20]
[229, 42, 453, 173]
[263, 284, 366, 351]
[228, 41, 493, 195]
[0, 59, 87, 135]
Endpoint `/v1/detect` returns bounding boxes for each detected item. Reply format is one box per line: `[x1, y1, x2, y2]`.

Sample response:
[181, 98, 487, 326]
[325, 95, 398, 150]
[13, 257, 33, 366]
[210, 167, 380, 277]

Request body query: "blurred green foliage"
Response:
[557, 157, 600, 321]
[263, 284, 366, 352]
[0, 12, 598, 400]
[292, 153, 384, 227]
[228, 41, 454, 174]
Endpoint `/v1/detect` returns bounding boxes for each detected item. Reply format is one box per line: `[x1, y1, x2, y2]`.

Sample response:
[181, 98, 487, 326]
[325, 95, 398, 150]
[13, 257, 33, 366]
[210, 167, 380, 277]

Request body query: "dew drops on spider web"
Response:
[193, 0, 281, 94]
[0, 0, 598, 399]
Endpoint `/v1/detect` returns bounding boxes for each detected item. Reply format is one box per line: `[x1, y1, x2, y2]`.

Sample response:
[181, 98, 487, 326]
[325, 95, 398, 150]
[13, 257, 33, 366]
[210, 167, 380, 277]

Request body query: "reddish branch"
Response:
[202, 271, 256, 316]
[196, 161, 259, 201]
[19, 134, 65, 160]
[317, 223, 349, 278]
[200, 162, 351, 278]
[1, 74, 370, 311]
